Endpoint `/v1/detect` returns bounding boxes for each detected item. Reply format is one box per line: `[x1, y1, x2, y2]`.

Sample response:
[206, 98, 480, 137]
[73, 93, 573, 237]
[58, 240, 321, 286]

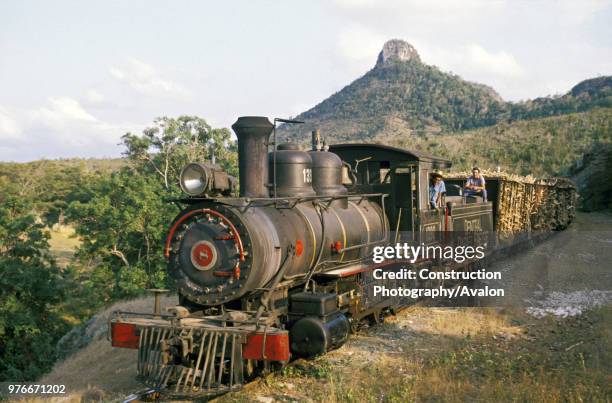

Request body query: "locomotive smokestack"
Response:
[231, 116, 274, 198]
[311, 130, 322, 151]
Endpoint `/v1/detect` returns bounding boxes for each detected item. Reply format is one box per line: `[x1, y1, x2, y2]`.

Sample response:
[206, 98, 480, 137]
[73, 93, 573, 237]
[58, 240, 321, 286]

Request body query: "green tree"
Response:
[0, 160, 93, 227]
[121, 115, 237, 194]
[67, 115, 238, 300]
[0, 181, 66, 381]
[30, 163, 91, 227]
[66, 170, 174, 300]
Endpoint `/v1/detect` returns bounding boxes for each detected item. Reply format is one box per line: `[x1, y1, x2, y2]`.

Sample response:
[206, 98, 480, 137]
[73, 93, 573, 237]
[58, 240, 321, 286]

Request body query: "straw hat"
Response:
[431, 169, 445, 179]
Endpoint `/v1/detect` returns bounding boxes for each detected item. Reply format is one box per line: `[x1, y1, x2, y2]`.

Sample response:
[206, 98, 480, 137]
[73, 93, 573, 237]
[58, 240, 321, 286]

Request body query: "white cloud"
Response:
[0, 97, 144, 161]
[332, 0, 505, 22]
[466, 44, 524, 77]
[337, 25, 386, 62]
[416, 42, 524, 79]
[336, 25, 387, 75]
[110, 58, 191, 99]
[334, 0, 378, 7]
[540, 0, 612, 25]
[0, 107, 21, 140]
[29, 98, 118, 150]
[0, 58, 187, 160]
[85, 89, 105, 104]
[36, 97, 98, 126]
[334, 0, 495, 11]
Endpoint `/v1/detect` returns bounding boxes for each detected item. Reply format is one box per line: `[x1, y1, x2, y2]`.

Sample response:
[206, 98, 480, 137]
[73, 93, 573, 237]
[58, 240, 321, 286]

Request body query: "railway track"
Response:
[122, 388, 160, 403]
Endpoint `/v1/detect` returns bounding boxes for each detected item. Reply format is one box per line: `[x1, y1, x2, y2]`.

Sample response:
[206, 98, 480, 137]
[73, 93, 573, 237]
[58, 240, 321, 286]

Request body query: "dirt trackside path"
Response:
[487, 211, 612, 309]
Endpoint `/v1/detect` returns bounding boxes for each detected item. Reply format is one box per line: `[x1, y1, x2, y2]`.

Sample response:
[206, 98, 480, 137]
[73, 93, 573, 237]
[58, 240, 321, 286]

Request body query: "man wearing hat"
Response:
[429, 170, 446, 209]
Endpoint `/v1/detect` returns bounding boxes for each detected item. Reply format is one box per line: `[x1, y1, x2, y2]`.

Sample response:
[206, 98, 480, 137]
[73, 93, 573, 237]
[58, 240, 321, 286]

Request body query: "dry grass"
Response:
[39, 338, 140, 398]
[48, 225, 81, 268]
[388, 307, 522, 338]
[219, 306, 611, 403]
[23, 303, 608, 402]
[32, 295, 177, 402]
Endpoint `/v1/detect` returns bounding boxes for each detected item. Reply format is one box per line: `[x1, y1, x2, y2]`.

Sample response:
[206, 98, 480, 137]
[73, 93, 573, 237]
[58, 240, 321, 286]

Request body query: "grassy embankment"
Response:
[220, 307, 610, 403]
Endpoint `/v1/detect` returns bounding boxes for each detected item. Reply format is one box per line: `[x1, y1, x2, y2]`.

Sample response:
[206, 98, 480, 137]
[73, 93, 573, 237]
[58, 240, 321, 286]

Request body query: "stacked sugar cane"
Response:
[445, 170, 576, 235]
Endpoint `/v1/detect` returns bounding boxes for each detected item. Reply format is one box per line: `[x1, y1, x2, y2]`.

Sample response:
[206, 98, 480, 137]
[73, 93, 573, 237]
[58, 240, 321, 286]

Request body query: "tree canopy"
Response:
[66, 115, 238, 300]
[121, 115, 238, 193]
[0, 181, 66, 380]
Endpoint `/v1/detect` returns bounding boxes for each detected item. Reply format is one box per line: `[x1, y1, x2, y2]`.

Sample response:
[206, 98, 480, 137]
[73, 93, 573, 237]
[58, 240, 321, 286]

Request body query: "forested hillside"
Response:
[570, 141, 612, 211]
[279, 40, 611, 146]
[389, 108, 612, 176]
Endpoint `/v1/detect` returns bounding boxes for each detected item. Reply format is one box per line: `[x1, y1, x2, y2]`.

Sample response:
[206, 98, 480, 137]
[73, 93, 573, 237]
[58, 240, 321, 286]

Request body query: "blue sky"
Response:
[1, 0, 611, 161]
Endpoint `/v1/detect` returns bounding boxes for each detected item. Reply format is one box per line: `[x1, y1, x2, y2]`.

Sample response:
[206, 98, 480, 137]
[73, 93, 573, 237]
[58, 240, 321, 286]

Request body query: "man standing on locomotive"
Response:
[429, 170, 446, 209]
[464, 167, 487, 202]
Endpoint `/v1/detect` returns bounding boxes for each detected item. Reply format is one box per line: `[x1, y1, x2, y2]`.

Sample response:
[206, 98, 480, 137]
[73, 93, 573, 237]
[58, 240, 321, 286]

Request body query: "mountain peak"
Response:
[376, 39, 421, 67]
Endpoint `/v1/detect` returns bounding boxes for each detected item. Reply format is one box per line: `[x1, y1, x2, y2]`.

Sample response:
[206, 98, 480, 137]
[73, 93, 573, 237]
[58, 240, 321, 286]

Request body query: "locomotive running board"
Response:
[316, 263, 369, 278]
[316, 260, 411, 278]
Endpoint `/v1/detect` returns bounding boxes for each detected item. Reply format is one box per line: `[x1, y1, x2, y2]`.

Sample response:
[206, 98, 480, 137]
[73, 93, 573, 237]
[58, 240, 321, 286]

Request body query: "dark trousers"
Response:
[465, 188, 487, 201]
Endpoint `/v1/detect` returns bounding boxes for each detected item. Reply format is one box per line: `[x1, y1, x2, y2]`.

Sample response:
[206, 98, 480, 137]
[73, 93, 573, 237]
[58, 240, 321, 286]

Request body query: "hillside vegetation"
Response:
[389, 108, 612, 176]
[0, 158, 125, 226]
[295, 57, 505, 137]
[570, 142, 612, 211]
[279, 40, 612, 155]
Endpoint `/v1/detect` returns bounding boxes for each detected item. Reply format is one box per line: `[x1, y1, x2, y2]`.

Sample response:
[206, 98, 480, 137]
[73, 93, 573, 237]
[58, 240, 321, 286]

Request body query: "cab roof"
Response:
[329, 143, 452, 168]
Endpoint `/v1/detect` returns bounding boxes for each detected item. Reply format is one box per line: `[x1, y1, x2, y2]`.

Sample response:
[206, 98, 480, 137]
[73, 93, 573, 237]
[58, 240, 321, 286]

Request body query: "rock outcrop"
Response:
[376, 39, 421, 66]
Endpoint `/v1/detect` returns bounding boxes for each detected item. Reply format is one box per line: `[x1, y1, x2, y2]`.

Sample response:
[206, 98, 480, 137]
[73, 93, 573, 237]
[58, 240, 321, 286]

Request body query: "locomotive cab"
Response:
[329, 144, 494, 240]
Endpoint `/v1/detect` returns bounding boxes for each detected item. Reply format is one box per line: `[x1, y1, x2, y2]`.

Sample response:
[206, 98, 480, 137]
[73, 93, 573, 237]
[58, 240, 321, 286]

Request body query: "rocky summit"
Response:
[376, 39, 421, 66]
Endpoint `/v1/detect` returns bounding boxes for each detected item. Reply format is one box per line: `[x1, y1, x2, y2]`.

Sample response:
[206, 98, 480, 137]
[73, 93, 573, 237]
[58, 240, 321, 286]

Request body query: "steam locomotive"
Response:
[109, 116, 573, 398]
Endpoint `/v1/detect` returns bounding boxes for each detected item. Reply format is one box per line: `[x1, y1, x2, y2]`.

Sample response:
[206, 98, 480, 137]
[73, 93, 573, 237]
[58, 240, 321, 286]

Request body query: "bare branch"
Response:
[109, 245, 130, 267]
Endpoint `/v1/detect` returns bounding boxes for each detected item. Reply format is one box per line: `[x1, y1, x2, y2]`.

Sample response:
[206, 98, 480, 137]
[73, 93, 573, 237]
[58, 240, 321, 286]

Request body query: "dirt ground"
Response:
[486, 211, 612, 308]
[31, 212, 611, 402]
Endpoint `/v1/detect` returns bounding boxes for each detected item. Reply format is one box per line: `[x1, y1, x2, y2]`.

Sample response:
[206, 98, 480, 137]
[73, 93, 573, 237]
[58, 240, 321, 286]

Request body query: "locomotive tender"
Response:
[109, 116, 567, 398]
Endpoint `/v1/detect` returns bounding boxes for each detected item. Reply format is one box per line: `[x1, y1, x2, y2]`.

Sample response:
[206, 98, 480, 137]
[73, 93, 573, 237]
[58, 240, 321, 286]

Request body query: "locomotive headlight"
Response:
[180, 163, 211, 196]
